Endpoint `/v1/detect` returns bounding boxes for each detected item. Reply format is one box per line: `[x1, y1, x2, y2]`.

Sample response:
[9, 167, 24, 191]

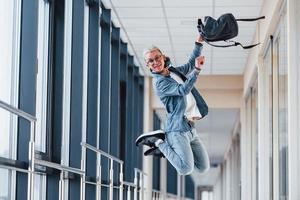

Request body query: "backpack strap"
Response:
[235, 16, 265, 22]
[168, 67, 187, 81]
[197, 18, 203, 26]
[205, 39, 260, 49]
[168, 66, 209, 118]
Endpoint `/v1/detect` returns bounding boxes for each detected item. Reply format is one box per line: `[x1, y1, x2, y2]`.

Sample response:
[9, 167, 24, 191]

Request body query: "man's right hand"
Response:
[196, 35, 204, 43]
[195, 56, 205, 70]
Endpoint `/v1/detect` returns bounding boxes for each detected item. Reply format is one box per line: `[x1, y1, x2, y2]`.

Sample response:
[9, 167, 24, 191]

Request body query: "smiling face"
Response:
[144, 49, 165, 73]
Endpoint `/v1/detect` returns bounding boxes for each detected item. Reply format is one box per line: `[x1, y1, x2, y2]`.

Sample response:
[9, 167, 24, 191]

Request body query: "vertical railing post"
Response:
[134, 170, 138, 200]
[119, 163, 124, 200]
[59, 171, 65, 200]
[109, 159, 114, 200]
[80, 145, 86, 200]
[139, 173, 142, 200]
[141, 172, 144, 200]
[96, 152, 101, 200]
[127, 186, 131, 200]
[27, 121, 36, 200]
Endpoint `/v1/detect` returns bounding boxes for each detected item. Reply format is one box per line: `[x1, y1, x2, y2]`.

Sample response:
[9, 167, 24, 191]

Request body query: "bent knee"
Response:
[195, 163, 210, 174]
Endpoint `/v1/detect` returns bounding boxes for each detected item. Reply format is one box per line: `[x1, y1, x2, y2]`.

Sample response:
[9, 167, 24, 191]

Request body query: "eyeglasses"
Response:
[146, 54, 162, 65]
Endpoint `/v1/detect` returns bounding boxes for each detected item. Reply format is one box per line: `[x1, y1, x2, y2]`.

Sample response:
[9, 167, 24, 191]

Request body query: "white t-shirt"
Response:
[170, 72, 202, 121]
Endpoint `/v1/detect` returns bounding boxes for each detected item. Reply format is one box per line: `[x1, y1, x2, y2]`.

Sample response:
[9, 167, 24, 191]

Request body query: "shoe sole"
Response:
[144, 147, 165, 158]
[135, 130, 165, 146]
[144, 147, 157, 156]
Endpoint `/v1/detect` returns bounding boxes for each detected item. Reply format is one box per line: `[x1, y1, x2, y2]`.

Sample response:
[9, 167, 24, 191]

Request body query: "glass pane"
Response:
[0, 110, 10, 158]
[0, 2, 20, 199]
[263, 44, 273, 198]
[252, 85, 259, 200]
[34, 174, 46, 200]
[35, 0, 50, 152]
[0, 0, 15, 158]
[245, 92, 253, 198]
[0, 169, 11, 199]
[278, 12, 288, 200]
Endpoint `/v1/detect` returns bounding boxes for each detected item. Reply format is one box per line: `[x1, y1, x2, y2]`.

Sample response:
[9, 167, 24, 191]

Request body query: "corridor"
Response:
[0, 0, 299, 199]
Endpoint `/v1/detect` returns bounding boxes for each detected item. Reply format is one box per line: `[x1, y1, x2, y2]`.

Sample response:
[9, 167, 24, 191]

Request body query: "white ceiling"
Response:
[104, 0, 263, 186]
[107, 0, 263, 75]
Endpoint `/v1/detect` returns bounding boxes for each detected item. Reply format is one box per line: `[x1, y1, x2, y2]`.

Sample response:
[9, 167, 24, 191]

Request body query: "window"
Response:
[0, 0, 21, 199]
[47, 0, 65, 162]
[277, 11, 288, 200]
[36, 0, 51, 154]
[253, 85, 259, 200]
[35, 0, 52, 199]
[245, 85, 258, 200]
[262, 8, 288, 198]
[0, 0, 21, 159]
[263, 43, 273, 199]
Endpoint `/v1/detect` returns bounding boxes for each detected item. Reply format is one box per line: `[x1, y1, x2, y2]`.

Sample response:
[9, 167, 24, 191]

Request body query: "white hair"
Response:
[143, 45, 163, 59]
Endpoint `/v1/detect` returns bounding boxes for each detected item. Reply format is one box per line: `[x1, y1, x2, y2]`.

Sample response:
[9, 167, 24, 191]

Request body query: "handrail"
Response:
[123, 181, 136, 187]
[81, 142, 123, 164]
[35, 159, 84, 175]
[167, 192, 179, 198]
[0, 99, 150, 200]
[134, 167, 147, 175]
[0, 163, 30, 174]
[152, 189, 161, 194]
[0, 99, 36, 200]
[0, 99, 36, 122]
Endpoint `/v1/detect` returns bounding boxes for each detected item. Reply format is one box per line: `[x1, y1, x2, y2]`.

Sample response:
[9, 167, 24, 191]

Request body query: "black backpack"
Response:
[197, 13, 265, 49]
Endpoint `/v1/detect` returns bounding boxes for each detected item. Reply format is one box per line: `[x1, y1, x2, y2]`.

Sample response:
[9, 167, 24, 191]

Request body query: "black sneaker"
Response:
[144, 147, 165, 158]
[135, 130, 165, 147]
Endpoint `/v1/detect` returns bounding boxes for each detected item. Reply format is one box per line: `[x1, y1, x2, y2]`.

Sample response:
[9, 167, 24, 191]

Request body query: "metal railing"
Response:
[134, 168, 147, 200]
[123, 181, 136, 200]
[34, 159, 85, 200]
[152, 189, 162, 200]
[0, 100, 87, 200]
[0, 99, 36, 200]
[0, 99, 149, 200]
[166, 193, 180, 200]
[81, 142, 124, 200]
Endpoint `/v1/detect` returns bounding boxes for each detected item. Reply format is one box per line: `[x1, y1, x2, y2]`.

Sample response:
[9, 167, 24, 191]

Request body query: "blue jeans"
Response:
[158, 127, 210, 175]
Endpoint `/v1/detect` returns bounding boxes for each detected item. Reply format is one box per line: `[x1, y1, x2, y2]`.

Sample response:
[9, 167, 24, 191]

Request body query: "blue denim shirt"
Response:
[152, 43, 206, 133]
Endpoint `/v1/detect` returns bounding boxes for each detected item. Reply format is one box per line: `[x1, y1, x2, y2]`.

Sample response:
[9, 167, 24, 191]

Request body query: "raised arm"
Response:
[154, 69, 201, 97]
[176, 35, 204, 75]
